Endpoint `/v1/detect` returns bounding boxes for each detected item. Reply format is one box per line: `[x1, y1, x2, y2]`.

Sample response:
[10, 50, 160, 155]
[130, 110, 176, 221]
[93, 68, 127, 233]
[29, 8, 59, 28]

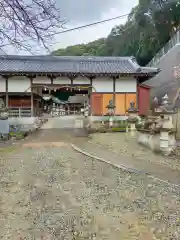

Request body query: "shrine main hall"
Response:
[0, 55, 159, 117]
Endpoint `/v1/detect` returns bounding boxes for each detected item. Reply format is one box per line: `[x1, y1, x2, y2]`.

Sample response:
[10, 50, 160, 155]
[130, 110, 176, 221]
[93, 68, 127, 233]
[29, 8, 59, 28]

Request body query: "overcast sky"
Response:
[5, 0, 138, 55]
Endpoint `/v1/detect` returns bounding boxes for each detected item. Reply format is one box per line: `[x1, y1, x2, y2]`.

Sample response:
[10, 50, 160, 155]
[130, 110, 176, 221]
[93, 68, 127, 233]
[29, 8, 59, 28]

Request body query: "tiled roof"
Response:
[0, 55, 160, 75]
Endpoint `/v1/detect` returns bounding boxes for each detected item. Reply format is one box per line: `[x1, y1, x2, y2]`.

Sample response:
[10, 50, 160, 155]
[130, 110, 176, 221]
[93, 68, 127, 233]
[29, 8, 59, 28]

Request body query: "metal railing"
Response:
[9, 107, 31, 117]
[147, 30, 180, 67]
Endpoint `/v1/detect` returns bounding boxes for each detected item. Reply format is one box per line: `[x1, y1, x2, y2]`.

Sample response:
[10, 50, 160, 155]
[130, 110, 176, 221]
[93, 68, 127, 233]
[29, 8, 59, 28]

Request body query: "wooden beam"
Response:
[0, 72, 156, 79]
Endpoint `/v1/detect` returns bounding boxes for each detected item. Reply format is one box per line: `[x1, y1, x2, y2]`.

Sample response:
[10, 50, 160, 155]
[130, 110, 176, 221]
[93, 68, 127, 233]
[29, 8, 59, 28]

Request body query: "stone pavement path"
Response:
[41, 116, 81, 129]
[88, 133, 180, 170]
[75, 139, 180, 185]
[74, 132, 180, 185]
[0, 130, 180, 239]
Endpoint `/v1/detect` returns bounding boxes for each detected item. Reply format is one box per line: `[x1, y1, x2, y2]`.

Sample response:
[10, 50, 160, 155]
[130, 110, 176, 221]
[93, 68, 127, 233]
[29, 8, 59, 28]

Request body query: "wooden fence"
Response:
[9, 107, 31, 117]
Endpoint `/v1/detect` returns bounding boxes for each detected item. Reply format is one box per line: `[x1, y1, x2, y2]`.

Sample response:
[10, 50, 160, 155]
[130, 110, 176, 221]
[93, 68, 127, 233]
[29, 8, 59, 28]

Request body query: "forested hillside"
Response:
[52, 0, 180, 66]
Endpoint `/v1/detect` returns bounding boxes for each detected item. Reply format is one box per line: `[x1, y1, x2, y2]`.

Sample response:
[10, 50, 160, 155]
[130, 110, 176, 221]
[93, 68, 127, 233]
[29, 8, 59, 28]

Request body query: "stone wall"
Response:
[8, 117, 41, 132]
[172, 110, 180, 139]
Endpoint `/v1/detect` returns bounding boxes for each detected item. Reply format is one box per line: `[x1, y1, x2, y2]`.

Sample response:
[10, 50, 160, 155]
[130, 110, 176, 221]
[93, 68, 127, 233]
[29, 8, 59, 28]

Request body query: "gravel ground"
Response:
[90, 132, 180, 171]
[0, 138, 180, 239]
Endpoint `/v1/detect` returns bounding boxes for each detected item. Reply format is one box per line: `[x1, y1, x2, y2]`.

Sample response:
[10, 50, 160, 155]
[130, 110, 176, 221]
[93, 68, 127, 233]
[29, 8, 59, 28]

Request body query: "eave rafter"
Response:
[0, 71, 157, 81]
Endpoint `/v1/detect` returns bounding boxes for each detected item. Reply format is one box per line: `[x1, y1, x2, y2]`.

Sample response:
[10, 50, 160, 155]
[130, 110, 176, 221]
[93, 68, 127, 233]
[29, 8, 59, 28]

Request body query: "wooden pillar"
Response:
[30, 78, 34, 117]
[112, 76, 116, 115]
[136, 77, 139, 109]
[113, 76, 116, 103]
[89, 77, 93, 116]
[5, 76, 8, 108]
[50, 76, 53, 85]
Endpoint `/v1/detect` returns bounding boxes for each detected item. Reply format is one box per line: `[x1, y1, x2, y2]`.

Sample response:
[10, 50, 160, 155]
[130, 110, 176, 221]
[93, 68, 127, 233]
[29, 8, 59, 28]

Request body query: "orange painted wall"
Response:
[91, 93, 137, 116]
[102, 94, 113, 115]
[115, 94, 125, 115]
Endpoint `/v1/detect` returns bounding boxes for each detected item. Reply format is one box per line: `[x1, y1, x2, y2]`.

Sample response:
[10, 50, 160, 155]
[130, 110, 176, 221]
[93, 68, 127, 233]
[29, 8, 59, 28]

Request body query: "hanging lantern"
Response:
[42, 94, 52, 101]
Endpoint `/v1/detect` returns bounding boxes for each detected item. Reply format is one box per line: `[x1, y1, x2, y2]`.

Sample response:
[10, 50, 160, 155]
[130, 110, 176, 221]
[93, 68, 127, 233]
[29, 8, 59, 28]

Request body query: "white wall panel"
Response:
[8, 76, 31, 92]
[0, 77, 6, 92]
[92, 77, 113, 92]
[115, 77, 136, 92]
[53, 77, 71, 84]
[33, 76, 51, 84]
[73, 77, 90, 84]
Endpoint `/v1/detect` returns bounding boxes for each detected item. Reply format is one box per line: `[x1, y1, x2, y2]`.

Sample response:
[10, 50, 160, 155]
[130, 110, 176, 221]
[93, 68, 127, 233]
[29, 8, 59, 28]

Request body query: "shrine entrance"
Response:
[32, 84, 92, 118]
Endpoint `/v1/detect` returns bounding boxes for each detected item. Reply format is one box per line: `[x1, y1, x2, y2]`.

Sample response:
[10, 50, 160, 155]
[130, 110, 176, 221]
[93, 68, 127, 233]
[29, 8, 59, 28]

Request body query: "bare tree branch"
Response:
[0, 0, 65, 53]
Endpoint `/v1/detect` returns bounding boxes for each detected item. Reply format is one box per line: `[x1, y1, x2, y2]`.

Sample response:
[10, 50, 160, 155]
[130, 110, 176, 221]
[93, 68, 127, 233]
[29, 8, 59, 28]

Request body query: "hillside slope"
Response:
[52, 0, 180, 66]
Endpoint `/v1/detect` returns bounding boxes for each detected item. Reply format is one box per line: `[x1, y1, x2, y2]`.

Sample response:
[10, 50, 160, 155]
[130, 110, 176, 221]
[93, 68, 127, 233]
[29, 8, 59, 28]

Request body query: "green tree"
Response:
[52, 0, 180, 66]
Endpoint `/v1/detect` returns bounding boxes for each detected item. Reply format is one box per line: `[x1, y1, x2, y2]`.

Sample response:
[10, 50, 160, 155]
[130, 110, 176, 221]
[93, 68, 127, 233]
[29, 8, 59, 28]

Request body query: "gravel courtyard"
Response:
[89, 132, 180, 171]
[0, 130, 180, 239]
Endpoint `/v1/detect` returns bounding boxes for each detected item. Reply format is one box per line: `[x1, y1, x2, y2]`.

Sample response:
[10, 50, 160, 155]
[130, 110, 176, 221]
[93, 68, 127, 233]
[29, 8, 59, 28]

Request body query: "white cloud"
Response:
[52, 8, 129, 50]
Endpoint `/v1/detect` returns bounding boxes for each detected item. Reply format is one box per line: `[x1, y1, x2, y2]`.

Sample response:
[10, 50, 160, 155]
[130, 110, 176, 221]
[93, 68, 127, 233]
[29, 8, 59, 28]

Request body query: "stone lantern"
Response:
[83, 101, 89, 118]
[152, 96, 159, 114]
[0, 98, 9, 140]
[0, 108, 9, 120]
[106, 99, 116, 127]
[127, 101, 138, 135]
[157, 94, 177, 155]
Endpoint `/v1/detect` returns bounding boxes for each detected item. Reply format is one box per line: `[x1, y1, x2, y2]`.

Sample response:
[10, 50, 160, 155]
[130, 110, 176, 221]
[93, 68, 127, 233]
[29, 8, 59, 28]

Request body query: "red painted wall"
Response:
[138, 84, 151, 116]
[8, 96, 31, 107]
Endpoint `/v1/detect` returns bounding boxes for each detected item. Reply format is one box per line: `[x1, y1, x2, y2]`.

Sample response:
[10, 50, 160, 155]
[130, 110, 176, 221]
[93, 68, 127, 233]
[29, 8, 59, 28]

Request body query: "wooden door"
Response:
[91, 93, 103, 116]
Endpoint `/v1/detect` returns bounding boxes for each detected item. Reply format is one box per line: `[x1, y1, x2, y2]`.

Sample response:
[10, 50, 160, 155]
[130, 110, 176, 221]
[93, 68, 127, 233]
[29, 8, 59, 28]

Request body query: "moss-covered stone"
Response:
[9, 131, 27, 140]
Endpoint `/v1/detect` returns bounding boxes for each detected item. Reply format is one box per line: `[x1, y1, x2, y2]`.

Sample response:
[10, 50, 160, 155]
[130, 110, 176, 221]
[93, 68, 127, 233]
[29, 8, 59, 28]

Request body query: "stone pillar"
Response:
[130, 122, 136, 132]
[162, 115, 173, 129]
[109, 116, 113, 127]
[126, 124, 129, 132]
[160, 129, 170, 155]
[169, 131, 176, 150]
[158, 94, 177, 155]
[106, 100, 116, 128]
[160, 115, 176, 155]
[129, 122, 136, 137]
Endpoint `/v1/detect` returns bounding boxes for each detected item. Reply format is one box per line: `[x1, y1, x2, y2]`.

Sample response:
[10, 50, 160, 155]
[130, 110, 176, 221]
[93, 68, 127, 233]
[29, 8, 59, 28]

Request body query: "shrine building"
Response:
[0, 55, 160, 117]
